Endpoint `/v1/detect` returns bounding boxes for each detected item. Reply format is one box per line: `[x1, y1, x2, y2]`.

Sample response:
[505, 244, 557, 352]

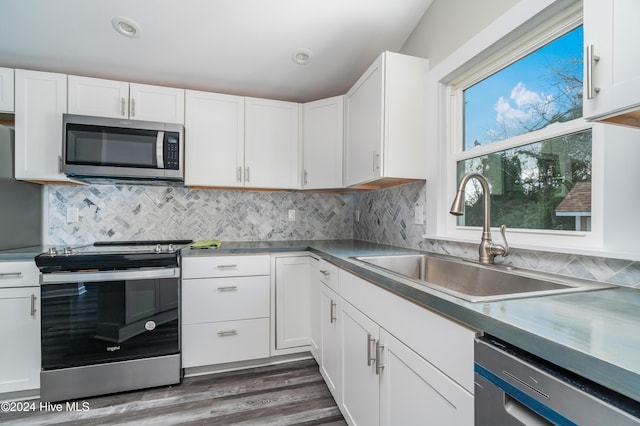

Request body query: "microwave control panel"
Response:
[164, 133, 180, 170]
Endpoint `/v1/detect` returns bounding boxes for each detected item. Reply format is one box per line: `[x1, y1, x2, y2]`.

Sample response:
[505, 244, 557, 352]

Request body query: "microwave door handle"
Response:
[156, 131, 165, 169]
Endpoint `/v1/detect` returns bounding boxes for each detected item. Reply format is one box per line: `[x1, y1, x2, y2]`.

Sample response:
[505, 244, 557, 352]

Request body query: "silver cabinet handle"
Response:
[586, 44, 600, 100]
[217, 286, 238, 292]
[216, 264, 238, 269]
[329, 300, 336, 324]
[121, 97, 126, 116]
[367, 333, 376, 367]
[319, 270, 331, 276]
[375, 340, 384, 375]
[245, 166, 250, 183]
[237, 166, 243, 182]
[30, 294, 37, 318]
[0, 272, 23, 278]
[304, 170, 309, 185]
[58, 155, 63, 173]
[130, 97, 136, 117]
[217, 329, 237, 337]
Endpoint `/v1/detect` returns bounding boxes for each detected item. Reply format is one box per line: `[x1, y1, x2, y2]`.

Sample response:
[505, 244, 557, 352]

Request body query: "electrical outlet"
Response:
[66, 207, 79, 223]
[288, 209, 296, 221]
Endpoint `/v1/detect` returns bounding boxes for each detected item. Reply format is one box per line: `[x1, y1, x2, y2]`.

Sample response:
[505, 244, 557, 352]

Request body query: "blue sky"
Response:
[464, 26, 583, 150]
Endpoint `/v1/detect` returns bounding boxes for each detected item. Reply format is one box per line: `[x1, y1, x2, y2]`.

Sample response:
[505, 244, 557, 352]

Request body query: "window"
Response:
[452, 25, 594, 236]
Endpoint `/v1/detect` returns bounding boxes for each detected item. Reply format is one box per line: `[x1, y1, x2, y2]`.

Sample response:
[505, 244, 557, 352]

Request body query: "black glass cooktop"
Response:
[35, 240, 193, 273]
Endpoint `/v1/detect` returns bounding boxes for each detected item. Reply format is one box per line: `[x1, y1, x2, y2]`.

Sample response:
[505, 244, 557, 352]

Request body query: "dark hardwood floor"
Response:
[2, 359, 346, 425]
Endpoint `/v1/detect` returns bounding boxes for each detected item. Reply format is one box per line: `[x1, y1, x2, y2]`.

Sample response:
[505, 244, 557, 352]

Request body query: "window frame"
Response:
[425, 0, 608, 253]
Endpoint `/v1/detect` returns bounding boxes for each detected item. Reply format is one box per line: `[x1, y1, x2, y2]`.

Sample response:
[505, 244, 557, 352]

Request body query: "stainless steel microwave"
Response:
[62, 114, 184, 182]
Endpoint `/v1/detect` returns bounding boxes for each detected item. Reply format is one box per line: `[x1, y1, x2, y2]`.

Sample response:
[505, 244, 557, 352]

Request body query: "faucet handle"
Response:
[498, 224, 509, 257]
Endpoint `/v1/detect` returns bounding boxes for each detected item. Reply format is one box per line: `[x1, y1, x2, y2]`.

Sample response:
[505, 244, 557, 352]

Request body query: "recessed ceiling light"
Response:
[292, 48, 312, 65]
[111, 17, 142, 38]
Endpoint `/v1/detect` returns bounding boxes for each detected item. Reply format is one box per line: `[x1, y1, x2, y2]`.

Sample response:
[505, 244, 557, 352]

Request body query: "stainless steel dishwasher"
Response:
[474, 335, 640, 425]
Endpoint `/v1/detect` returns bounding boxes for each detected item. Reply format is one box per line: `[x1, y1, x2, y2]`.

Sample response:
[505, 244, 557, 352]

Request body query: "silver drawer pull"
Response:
[217, 286, 238, 292]
[217, 329, 238, 337]
[319, 270, 331, 276]
[217, 264, 238, 269]
[0, 272, 23, 278]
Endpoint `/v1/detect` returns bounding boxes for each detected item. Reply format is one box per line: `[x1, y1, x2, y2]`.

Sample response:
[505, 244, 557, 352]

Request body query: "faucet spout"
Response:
[449, 172, 509, 264]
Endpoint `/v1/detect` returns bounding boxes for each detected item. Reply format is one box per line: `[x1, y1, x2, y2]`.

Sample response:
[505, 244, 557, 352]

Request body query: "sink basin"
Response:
[352, 254, 614, 302]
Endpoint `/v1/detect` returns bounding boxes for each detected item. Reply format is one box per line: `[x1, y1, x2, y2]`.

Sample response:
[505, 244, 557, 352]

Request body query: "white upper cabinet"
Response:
[14, 69, 76, 183]
[344, 51, 428, 187]
[184, 90, 245, 187]
[245, 97, 300, 189]
[302, 96, 344, 189]
[67, 76, 129, 119]
[129, 83, 185, 124]
[68, 75, 185, 124]
[583, 0, 640, 127]
[0, 67, 14, 112]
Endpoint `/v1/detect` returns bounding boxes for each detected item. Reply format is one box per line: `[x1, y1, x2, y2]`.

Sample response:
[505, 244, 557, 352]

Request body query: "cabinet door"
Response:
[0, 67, 14, 112]
[129, 83, 185, 124]
[320, 283, 341, 402]
[341, 301, 380, 426]
[302, 96, 344, 189]
[0, 287, 40, 393]
[68, 75, 129, 118]
[245, 97, 300, 189]
[309, 259, 321, 361]
[274, 256, 311, 350]
[14, 69, 71, 182]
[584, 0, 640, 122]
[344, 55, 384, 187]
[379, 330, 473, 426]
[184, 90, 245, 187]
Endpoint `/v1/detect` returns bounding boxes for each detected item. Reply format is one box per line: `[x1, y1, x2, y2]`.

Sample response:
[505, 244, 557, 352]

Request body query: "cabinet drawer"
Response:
[182, 255, 270, 279]
[182, 276, 269, 324]
[317, 259, 339, 292]
[182, 318, 270, 368]
[0, 261, 40, 288]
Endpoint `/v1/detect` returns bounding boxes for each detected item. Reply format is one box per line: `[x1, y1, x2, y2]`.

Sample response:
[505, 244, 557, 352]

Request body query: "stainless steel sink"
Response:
[352, 254, 614, 302]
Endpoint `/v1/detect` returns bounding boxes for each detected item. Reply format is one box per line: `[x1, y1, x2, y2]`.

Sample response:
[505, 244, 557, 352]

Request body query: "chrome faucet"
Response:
[449, 172, 509, 264]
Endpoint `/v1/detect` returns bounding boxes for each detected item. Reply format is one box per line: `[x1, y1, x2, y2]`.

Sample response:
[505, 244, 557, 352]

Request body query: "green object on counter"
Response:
[190, 239, 221, 249]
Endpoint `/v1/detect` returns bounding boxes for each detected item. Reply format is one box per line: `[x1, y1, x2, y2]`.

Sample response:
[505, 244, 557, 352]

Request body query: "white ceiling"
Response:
[0, 0, 433, 103]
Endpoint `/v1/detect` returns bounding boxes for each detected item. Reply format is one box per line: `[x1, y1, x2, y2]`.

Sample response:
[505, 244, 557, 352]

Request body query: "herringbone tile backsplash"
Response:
[47, 181, 639, 287]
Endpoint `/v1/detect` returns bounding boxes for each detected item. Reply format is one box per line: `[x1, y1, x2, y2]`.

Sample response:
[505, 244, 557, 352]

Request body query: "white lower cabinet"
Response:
[309, 259, 322, 361]
[320, 282, 341, 403]
[0, 261, 41, 395]
[181, 255, 271, 369]
[379, 330, 473, 426]
[318, 267, 475, 426]
[273, 255, 312, 352]
[340, 301, 380, 426]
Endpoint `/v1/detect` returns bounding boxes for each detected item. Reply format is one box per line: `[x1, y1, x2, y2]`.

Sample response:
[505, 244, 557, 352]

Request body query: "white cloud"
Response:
[493, 82, 556, 137]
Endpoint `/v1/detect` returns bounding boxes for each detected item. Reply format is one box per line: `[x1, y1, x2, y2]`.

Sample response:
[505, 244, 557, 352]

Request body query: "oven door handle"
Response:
[40, 268, 180, 284]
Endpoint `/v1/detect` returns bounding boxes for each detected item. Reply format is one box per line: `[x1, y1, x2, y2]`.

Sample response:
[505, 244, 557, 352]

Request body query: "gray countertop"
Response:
[183, 239, 640, 403]
[5, 240, 638, 403]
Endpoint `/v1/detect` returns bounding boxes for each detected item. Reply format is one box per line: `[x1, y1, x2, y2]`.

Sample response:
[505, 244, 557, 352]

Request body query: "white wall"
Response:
[400, 0, 519, 67]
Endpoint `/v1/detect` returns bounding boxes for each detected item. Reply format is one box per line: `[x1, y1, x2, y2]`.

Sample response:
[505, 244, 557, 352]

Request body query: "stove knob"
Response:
[63, 247, 72, 256]
[168, 244, 174, 252]
[48, 247, 58, 256]
[155, 244, 162, 253]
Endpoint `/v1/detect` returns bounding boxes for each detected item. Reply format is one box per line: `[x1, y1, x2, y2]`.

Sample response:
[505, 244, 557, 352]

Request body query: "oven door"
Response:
[40, 268, 180, 371]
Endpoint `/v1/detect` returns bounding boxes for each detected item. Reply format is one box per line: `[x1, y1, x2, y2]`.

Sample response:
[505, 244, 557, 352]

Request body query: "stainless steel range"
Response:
[35, 240, 191, 402]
